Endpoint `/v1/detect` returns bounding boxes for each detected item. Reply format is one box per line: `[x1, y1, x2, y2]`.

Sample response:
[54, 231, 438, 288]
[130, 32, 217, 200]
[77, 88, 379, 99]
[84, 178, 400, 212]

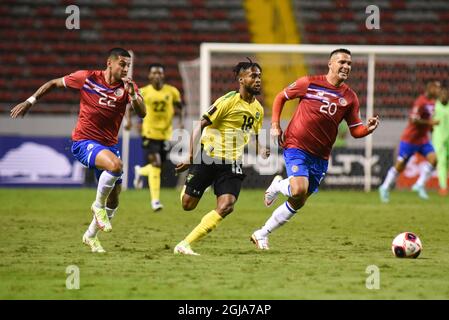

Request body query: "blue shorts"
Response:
[71, 140, 122, 183]
[284, 148, 328, 194]
[398, 141, 435, 162]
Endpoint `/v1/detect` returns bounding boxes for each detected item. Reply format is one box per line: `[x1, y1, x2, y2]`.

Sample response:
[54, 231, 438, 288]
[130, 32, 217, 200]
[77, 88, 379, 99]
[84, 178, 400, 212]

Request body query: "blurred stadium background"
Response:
[1, 0, 449, 191]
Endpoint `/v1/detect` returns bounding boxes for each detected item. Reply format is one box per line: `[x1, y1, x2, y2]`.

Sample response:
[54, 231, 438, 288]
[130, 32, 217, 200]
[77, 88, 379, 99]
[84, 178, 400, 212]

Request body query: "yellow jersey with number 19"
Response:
[140, 84, 181, 140]
[201, 91, 264, 161]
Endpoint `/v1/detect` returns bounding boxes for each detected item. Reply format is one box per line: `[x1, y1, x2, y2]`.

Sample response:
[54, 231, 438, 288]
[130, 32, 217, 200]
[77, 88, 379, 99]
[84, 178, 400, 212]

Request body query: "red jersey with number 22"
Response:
[400, 94, 435, 145]
[283, 75, 363, 160]
[63, 70, 139, 146]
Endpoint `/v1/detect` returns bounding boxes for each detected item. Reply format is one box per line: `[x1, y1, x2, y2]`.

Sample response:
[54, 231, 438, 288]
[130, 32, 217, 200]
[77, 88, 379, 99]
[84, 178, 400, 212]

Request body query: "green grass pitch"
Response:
[1, 187, 448, 299]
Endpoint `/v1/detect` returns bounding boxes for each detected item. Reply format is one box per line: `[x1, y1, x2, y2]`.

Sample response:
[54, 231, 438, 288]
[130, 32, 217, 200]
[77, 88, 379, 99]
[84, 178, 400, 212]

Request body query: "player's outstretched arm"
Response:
[10, 78, 65, 118]
[175, 117, 211, 174]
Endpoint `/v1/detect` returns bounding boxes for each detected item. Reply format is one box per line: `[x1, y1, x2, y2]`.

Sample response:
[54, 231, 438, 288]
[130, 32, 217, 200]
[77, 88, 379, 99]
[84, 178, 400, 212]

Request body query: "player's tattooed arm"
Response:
[255, 135, 270, 159]
[175, 117, 211, 174]
[10, 78, 65, 118]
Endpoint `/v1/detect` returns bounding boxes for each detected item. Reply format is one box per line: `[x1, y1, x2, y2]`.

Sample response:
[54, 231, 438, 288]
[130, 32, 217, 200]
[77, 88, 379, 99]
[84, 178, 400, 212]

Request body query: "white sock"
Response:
[86, 206, 118, 238]
[259, 201, 297, 237]
[94, 171, 121, 208]
[381, 167, 398, 190]
[415, 162, 434, 188]
[277, 177, 292, 197]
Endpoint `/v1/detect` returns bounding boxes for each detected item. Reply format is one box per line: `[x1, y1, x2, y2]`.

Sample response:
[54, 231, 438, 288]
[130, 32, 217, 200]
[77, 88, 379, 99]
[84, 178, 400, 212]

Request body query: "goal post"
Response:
[121, 50, 134, 191]
[196, 43, 449, 192]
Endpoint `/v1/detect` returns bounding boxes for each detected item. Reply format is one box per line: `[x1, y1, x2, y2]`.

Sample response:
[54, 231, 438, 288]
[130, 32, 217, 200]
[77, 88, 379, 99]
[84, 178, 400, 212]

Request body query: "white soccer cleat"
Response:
[82, 233, 106, 253]
[133, 165, 143, 189]
[264, 175, 283, 207]
[151, 200, 164, 212]
[412, 183, 429, 200]
[173, 241, 200, 256]
[251, 230, 269, 250]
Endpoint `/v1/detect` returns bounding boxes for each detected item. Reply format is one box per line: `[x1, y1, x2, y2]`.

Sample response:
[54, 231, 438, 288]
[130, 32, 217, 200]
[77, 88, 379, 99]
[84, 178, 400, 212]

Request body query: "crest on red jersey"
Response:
[114, 88, 124, 97]
[339, 97, 348, 106]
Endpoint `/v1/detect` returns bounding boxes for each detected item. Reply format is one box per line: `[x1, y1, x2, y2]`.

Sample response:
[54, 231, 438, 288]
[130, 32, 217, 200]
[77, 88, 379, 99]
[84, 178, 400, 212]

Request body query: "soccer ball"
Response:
[391, 232, 422, 258]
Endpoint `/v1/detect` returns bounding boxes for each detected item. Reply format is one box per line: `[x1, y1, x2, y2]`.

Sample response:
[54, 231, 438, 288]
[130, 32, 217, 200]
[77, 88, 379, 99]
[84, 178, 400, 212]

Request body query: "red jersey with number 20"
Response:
[400, 94, 435, 145]
[283, 75, 363, 160]
[63, 70, 139, 146]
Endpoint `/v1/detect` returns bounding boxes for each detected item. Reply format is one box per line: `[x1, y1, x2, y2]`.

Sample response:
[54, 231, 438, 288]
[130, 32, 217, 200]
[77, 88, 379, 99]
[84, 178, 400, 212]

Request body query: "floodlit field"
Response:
[1, 188, 448, 299]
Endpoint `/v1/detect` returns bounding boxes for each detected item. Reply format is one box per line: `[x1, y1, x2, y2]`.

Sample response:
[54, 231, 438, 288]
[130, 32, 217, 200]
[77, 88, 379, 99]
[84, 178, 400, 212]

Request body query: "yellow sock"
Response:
[138, 164, 152, 177]
[184, 210, 223, 245]
[149, 166, 161, 202]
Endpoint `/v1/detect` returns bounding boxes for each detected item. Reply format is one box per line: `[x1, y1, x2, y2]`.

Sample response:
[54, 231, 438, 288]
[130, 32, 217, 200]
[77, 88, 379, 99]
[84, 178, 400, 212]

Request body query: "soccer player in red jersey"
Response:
[379, 80, 441, 202]
[250, 48, 379, 250]
[10, 48, 146, 253]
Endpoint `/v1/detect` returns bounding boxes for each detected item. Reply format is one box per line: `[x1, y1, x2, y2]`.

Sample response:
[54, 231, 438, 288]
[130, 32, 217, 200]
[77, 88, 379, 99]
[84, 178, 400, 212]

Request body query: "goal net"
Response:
[179, 44, 449, 191]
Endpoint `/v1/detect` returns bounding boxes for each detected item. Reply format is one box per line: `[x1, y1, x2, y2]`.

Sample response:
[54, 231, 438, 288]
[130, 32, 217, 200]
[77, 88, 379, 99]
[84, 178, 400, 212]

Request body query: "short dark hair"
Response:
[330, 48, 351, 58]
[148, 63, 165, 71]
[108, 48, 130, 59]
[233, 57, 262, 79]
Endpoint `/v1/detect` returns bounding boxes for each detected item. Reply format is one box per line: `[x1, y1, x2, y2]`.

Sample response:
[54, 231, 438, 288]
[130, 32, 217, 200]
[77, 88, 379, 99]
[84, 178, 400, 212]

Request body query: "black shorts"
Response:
[184, 153, 246, 199]
[141, 138, 169, 162]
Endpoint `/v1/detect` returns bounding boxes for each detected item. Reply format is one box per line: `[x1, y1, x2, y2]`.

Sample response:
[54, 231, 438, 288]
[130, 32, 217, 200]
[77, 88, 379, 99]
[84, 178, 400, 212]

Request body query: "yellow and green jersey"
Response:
[433, 99, 449, 142]
[140, 84, 181, 140]
[201, 91, 264, 161]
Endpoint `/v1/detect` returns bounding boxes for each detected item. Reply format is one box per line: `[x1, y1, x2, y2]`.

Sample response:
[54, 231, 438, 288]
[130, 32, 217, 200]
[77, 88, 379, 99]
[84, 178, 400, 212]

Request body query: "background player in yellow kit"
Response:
[134, 63, 183, 211]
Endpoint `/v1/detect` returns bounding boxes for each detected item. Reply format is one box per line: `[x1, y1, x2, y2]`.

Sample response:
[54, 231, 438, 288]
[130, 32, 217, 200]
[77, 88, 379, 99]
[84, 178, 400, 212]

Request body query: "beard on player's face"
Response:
[245, 83, 261, 95]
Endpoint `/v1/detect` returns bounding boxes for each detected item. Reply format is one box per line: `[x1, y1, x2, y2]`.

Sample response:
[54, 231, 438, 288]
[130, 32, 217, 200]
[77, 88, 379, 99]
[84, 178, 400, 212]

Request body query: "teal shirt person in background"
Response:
[432, 87, 449, 196]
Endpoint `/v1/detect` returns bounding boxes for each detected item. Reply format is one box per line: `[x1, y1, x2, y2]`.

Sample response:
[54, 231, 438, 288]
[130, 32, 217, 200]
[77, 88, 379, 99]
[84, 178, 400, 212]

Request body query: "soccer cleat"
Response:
[264, 175, 283, 207]
[412, 184, 429, 200]
[82, 233, 106, 253]
[152, 200, 164, 212]
[378, 185, 390, 203]
[173, 241, 200, 256]
[91, 203, 112, 232]
[133, 165, 143, 189]
[438, 188, 448, 196]
[251, 230, 269, 250]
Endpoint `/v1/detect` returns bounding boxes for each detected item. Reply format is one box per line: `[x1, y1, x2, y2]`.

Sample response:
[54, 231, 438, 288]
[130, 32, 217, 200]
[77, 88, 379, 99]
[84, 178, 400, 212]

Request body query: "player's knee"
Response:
[216, 203, 234, 216]
[289, 184, 308, 199]
[148, 154, 161, 167]
[182, 197, 197, 211]
[429, 156, 437, 167]
[109, 158, 123, 174]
